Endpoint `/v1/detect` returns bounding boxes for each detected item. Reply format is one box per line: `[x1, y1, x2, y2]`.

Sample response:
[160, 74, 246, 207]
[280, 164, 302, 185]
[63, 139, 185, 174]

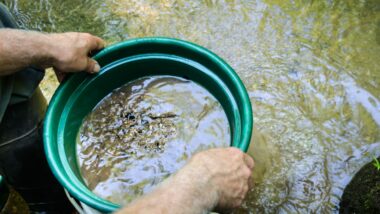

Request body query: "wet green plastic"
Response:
[43, 37, 253, 212]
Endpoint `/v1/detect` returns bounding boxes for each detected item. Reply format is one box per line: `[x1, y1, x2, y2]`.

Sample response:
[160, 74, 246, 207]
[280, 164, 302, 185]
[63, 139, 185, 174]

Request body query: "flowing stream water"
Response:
[3, 0, 379, 213]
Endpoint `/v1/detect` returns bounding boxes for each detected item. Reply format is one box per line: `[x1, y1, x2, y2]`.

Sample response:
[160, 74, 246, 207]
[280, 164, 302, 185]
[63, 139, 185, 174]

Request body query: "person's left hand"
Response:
[48, 32, 105, 81]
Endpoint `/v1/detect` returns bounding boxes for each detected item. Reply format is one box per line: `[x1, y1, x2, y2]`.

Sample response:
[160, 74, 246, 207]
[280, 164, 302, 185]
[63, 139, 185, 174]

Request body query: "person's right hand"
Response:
[181, 147, 254, 211]
[115, 147, 254, 214]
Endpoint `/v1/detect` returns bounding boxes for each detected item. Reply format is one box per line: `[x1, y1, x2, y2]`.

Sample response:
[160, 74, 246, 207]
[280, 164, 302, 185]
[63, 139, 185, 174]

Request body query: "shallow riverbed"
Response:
[4, 0, 380, 212]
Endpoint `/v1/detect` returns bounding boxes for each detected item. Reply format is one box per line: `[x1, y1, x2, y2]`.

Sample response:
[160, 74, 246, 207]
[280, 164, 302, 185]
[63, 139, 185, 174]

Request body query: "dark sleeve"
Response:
[0, 76, 14, 123]
[0, 3, 16, 123]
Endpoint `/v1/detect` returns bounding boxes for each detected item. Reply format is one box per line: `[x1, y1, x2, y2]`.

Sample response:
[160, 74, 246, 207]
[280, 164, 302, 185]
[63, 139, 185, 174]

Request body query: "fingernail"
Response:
[93, 63, 100, 73]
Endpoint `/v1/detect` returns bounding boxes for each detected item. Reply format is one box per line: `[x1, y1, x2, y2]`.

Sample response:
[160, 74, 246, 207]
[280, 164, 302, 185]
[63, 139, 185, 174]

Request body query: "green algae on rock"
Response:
[340, 157, 380, 214]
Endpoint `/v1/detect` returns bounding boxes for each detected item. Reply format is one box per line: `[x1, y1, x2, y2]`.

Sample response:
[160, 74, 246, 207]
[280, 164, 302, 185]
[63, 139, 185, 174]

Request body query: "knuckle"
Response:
[77, 33, 92, 47]
[59, 53, 74, 64]
[81, 32, 92, 39]
[228, 148, 244, 160]
[238, 152, 246, 160]
[86, 60, 95, 71]
[228, 147, 242, 154]
[243, 167, 252, 178]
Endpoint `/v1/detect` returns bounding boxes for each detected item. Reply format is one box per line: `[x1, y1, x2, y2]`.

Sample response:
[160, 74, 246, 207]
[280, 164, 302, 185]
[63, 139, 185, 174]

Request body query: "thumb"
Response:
[85, 58, 101, 73]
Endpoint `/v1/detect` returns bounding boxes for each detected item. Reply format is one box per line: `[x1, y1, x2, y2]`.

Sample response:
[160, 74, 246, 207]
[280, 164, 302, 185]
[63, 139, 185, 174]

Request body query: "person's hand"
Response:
[115, 147, 254, 214]
[191, 148, 254, 210]
[48, 32, 105, 81]
[0, 29, 105, 77]
[176, 147, 254, 212]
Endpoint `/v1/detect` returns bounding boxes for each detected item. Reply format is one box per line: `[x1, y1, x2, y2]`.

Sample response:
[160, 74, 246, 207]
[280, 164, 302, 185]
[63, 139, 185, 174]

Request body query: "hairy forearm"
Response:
[116, 148, 254, 213]
[0, 29, 54, 75]
[116, 163, 218, 214]
[0, 29, 105, 76]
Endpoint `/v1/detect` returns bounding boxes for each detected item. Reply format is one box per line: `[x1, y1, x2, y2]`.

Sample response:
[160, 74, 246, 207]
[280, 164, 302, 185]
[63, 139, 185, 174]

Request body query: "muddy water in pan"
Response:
[76, 76, 230, 205]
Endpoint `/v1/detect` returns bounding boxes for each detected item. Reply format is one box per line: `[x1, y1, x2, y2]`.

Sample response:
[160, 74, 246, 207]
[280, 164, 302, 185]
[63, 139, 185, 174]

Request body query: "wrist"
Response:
[32, 32, 59, 69]
[167, 163, 219, 212]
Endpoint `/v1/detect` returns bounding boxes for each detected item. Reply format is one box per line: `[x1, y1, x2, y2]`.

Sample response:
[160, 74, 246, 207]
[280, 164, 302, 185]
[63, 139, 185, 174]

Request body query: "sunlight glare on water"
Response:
[4, 0, 380, 212]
